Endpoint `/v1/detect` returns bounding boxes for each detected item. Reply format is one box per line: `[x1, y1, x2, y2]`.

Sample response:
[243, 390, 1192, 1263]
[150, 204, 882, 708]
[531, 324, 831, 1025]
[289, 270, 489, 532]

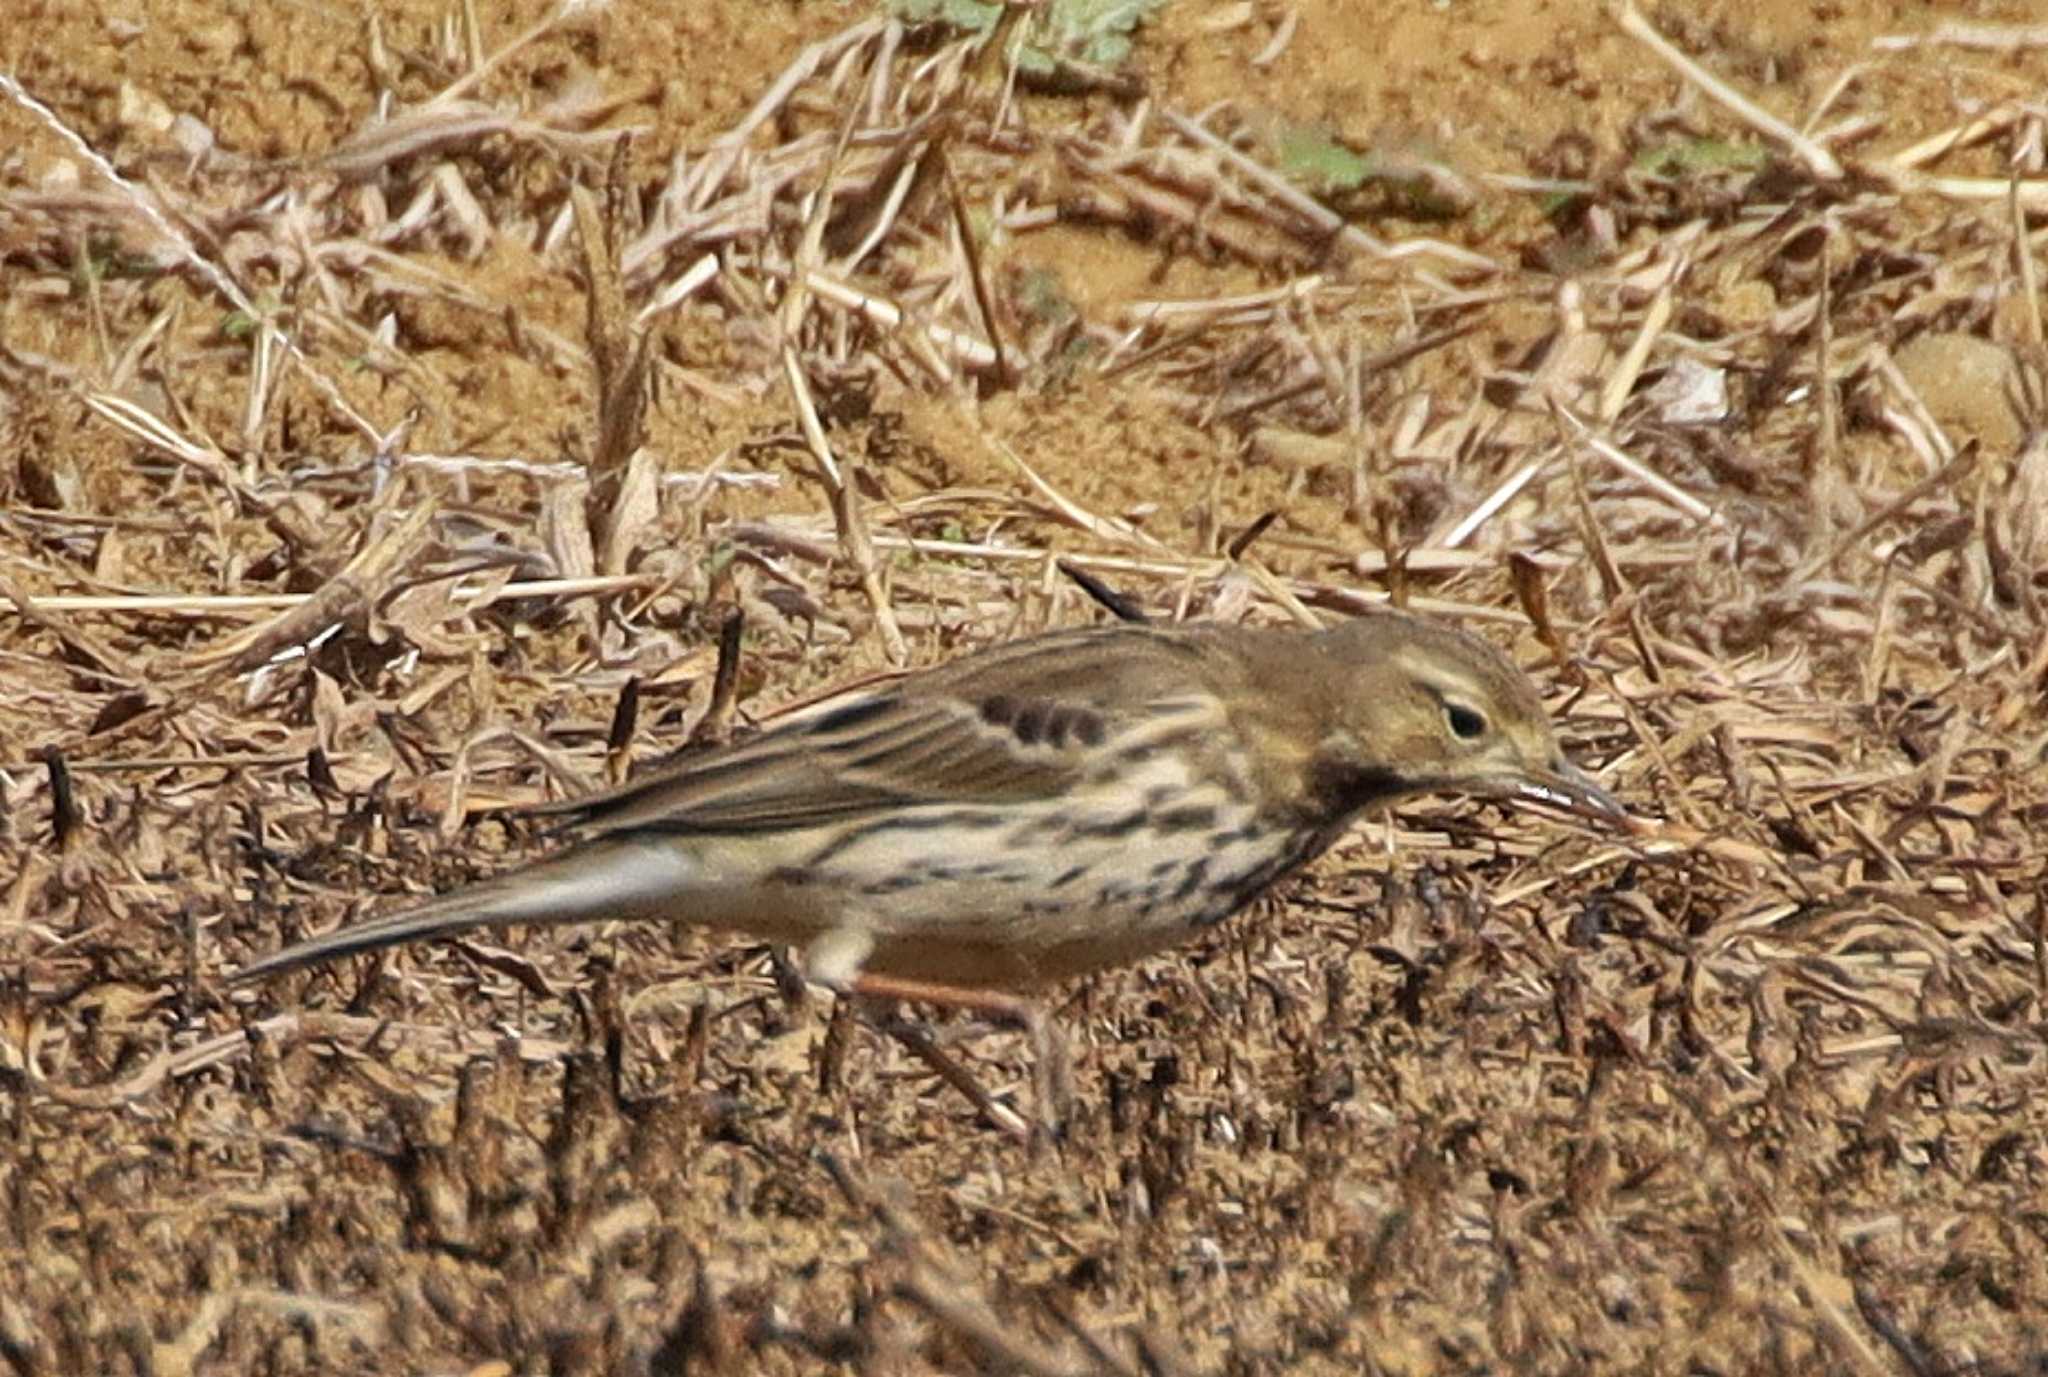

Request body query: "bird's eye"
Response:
[1445, 703, 1488, 740]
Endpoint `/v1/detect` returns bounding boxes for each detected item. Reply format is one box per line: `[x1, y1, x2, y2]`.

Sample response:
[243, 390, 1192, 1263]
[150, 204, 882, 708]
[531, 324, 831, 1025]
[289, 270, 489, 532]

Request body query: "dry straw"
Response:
[3, 2, 2047, 1372]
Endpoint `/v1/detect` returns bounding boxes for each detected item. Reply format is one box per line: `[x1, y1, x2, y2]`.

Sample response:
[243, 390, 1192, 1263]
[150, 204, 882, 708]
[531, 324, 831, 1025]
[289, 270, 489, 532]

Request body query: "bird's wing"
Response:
[553, 625, 1228, 837]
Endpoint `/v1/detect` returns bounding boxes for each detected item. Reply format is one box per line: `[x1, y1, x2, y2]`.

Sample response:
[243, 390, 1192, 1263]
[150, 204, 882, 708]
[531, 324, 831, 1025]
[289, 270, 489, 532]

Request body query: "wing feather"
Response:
[547, 624, 1227, 838]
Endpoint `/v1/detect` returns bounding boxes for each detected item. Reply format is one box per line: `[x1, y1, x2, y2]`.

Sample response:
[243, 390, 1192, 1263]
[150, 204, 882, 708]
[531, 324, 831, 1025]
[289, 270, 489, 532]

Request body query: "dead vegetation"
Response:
[3, 2, 2048, 1373]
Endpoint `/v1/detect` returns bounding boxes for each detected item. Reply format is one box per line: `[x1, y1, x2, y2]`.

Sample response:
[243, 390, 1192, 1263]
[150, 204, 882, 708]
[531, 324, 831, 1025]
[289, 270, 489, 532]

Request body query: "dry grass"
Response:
[4, 4, 2048, 1373]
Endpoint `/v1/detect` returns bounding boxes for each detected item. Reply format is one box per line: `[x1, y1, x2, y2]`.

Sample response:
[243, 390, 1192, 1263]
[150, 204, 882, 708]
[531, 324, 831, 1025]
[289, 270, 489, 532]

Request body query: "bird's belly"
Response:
[724, 795, 1334, 990]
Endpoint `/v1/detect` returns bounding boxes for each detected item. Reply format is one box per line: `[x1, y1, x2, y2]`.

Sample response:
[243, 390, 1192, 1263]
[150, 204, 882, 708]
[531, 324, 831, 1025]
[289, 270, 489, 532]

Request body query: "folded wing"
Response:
[552, 624, 1224, 839]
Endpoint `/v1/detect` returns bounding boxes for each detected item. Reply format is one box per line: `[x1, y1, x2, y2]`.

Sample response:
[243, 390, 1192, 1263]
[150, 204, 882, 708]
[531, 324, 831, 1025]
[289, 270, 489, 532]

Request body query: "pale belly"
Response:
[679, 791, 1341, 991]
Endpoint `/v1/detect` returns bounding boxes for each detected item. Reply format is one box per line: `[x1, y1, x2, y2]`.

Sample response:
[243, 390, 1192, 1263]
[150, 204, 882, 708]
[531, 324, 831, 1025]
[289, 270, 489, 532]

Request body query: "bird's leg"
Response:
[844, 970, 1036, 1021]
[843, 971, 1073, 1139]
[1031, 1007, 1074, 1140]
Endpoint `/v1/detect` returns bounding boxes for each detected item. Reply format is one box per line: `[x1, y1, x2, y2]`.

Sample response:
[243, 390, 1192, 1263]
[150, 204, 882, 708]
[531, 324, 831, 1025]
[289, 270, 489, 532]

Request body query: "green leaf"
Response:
[886, 0, 1165, 70]
[1275, 126, 1375, 194]
[1634, 137, 1768, 178]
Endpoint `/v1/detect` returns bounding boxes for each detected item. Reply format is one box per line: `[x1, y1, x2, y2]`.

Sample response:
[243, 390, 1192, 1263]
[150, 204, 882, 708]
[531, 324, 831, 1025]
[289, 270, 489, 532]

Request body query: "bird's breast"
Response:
[730, 745, 1341, 988]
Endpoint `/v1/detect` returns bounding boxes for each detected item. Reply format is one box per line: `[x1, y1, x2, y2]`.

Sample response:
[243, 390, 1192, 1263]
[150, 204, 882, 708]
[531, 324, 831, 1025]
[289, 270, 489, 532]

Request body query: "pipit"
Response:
[232, 611, 1626, 1007]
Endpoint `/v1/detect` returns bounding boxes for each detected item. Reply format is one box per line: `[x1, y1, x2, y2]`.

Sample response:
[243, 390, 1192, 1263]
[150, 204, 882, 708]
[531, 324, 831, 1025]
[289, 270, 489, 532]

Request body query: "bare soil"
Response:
[5, 1, 2048, 1373]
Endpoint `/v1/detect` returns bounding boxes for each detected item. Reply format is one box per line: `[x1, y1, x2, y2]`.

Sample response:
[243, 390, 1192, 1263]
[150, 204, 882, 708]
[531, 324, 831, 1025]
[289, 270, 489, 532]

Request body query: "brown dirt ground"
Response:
[5, 0, 2048, 1373]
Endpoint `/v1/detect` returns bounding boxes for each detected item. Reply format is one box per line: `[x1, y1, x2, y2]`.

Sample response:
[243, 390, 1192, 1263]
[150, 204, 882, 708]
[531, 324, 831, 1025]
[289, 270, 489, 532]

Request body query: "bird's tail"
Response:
[229, 839, 702, 984]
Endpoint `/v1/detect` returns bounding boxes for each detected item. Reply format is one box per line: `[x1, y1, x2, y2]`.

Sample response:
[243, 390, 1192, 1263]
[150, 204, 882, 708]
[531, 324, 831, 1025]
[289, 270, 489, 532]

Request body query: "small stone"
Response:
[184, 15, 244, 58]
[1719, 279, 1776, 329]
[1893, 332, 2023, 454]
[169, 114, 215, 160]
[1642, 357, 1728, 426]
[116, 81, 174, 135]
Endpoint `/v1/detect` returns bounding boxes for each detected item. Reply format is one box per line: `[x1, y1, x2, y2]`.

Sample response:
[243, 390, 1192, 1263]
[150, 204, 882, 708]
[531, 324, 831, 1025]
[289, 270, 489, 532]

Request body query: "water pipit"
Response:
[231, 612, 1626, 1113]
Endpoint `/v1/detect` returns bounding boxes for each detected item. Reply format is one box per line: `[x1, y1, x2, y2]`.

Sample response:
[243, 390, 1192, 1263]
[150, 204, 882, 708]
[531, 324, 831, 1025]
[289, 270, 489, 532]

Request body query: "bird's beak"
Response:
[1507, 760, 1633, 829]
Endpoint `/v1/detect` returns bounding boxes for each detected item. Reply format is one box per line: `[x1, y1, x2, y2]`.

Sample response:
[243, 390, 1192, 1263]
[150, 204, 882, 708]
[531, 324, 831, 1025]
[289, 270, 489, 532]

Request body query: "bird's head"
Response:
[1310, 613, 1627, 825]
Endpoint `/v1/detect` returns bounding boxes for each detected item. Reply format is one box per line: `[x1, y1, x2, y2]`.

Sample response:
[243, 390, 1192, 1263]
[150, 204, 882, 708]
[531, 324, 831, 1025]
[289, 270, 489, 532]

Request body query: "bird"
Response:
[230, 611, 1628, 1007]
